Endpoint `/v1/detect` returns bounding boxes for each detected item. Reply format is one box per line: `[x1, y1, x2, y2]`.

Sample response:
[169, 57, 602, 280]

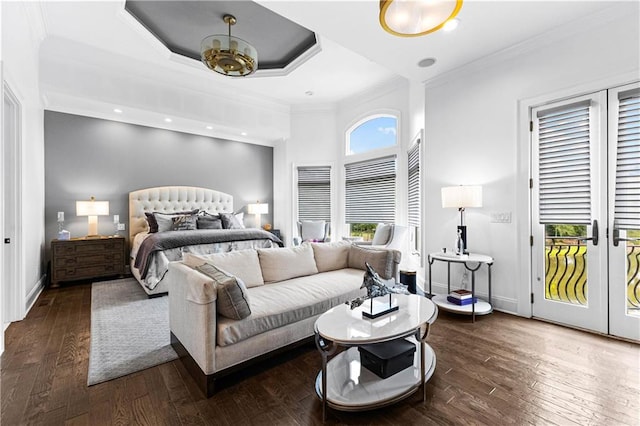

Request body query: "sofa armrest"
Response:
[166, 262, 219, 376]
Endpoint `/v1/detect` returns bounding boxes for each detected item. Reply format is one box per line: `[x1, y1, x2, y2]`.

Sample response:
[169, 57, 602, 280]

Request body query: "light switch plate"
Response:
[491, 212, 512, 223]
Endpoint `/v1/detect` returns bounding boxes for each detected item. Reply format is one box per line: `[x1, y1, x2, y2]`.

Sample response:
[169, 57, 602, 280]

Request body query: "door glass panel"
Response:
[626, 230, 640, 316]
[545, 224, 587, 305]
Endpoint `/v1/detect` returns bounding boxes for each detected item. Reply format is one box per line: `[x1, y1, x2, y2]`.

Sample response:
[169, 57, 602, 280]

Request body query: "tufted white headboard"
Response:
[128, 186, 234, 241]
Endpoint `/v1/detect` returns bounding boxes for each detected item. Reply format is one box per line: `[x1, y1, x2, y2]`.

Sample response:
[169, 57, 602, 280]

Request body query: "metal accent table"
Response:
[314, 294, 438, 422]
[427, 252, 494, 322]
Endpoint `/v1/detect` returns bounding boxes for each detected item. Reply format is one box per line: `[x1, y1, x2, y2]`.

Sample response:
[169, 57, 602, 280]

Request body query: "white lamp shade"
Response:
[247, 203, 268, 215]
[441, 186, 483, 209]
[76, 200, 109, 216]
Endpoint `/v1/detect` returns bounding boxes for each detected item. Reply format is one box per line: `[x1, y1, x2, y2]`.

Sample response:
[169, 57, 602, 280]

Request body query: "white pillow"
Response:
[301, 221, 326, 241]
[257, 244, 319, 283]
[183, 250, 264, 288]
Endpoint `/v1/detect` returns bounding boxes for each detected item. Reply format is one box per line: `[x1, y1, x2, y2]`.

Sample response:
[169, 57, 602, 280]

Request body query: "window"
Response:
[347, 115, 397, 156]
[297, 166, 331, 222]
[345, 156, 396, 238]
[408, 139, 421, 254]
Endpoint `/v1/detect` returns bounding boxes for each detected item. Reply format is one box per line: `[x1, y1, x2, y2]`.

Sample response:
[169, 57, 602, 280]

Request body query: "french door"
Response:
[531, 83, 640, 341]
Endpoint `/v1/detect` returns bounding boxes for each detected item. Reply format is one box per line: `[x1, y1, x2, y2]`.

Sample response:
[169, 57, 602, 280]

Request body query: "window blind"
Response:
[537, 100, 592, 225]
[297, 166, 331, 222]
[345, 155, 396, 223]
[614, 89, 640, 230]
[408, 142, 420, 227]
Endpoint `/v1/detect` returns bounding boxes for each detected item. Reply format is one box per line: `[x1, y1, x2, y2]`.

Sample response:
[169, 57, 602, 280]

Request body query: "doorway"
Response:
[2, 79, 23, 329]
[530, 83, 640, 341]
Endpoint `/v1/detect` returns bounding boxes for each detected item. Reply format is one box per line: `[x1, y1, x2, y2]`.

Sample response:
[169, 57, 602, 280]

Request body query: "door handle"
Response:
[580, 220, 599, 246]
[613, 223, 640, 247]
[4, 238, 9, 244]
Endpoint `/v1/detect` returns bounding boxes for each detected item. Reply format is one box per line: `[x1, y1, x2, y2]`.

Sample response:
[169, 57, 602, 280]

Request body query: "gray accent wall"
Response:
[44, 111, 273, 252]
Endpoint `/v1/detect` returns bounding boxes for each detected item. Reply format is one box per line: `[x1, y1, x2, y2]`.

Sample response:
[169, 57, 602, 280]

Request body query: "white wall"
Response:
[1, 2, 47, 321]
[423, 5, 640, 314]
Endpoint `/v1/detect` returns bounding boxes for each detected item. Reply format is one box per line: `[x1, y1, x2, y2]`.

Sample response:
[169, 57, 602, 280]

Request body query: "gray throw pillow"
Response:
[197, 216, 223, 229]
[145, 209, 198, 233]
[195, 264, 251, 320]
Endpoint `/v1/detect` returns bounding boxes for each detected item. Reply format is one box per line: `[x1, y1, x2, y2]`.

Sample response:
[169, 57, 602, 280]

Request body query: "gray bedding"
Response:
[134, 229, 283, 279]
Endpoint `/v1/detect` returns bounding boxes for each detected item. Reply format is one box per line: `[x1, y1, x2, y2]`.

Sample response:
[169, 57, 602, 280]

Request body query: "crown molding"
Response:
[22, 2, 48, 45]
[423, 3, 638, 89]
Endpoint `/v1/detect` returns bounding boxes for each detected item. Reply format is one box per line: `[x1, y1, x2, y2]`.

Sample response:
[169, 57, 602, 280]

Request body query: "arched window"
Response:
[346, 115, 398, 156]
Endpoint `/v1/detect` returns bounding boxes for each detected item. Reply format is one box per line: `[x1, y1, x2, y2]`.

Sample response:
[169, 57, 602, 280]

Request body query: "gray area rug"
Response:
[88, 278, 177, 385]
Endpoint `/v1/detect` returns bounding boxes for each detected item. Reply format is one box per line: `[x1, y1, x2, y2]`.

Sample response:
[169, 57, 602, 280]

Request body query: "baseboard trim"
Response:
[25, 274, 46, 317]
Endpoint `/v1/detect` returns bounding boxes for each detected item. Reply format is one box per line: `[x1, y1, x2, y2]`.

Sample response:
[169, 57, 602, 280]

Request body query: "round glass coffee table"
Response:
[314, 294, 438, 421]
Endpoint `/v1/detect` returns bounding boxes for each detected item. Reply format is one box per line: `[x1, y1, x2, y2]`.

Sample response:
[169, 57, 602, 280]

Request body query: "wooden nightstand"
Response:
[50, 236, 125, 287]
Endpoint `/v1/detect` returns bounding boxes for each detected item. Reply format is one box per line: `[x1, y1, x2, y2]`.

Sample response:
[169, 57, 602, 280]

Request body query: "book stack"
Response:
[447, 289, 477, 306]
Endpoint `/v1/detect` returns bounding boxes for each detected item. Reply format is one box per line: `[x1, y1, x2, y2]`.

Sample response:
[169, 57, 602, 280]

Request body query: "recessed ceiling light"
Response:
[241, 132, 248, 136]
[113, 108, 122, 113]
[164, 118, 172, 123]
[206, 125, 213, 130]
[418, 58, 437, 68]
[443, 18, 460, 32]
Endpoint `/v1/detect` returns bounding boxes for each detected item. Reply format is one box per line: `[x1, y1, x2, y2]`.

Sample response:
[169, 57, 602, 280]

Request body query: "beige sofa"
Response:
[164, 240, 401, 396]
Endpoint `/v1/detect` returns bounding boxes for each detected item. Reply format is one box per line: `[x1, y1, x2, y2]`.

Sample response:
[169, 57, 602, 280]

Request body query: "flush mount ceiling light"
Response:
[379, 0, 463, 37]
[201, 14, 258, 77]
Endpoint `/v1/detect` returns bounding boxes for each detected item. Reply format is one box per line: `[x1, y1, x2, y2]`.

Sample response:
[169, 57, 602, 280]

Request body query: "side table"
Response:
[427, 252, 494, 322]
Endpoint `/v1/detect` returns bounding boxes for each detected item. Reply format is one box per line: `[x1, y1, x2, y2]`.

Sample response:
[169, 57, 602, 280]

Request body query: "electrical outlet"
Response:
[491, 212, 512, 223]
[117, 223, 125, 231]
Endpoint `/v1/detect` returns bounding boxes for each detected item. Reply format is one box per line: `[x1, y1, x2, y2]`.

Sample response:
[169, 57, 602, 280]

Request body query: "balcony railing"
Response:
[545, 238, 640, 313]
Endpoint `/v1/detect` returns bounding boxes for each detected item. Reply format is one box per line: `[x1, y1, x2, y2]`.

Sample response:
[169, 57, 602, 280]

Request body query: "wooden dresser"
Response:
[50, 236, 125, 287]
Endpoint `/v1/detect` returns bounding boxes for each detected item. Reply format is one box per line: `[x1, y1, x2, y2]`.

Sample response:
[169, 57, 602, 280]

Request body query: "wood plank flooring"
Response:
[2, 282, 639, 425]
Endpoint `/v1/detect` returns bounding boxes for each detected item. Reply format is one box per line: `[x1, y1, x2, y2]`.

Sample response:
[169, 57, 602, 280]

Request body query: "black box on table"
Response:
[358, 338, 416, 379]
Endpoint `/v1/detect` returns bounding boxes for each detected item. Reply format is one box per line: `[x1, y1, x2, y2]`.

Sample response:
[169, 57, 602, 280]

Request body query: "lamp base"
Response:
[457, 225, 468, 254]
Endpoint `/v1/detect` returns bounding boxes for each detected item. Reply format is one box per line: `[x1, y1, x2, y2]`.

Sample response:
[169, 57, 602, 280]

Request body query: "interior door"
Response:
[531, 91, 608, 334]
[608, 82, 640, 341]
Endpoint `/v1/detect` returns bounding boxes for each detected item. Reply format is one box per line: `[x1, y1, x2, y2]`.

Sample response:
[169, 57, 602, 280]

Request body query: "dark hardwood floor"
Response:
[2, 282, 639, 425]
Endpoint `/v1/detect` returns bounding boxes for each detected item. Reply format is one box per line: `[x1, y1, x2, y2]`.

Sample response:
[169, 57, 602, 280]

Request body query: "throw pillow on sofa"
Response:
[348, 245, 396, 280]
[183, 251, 265, 288]
[257, 244, 319, 283]
[195, 264, 251, 320]
[311, 240, 350, 272]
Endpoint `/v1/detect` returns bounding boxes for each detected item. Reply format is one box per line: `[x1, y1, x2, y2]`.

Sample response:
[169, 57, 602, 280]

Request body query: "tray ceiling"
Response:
[125, 0, 317, 71]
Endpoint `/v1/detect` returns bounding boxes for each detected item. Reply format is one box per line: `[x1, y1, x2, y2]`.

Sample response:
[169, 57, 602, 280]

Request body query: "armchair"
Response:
[293, 221, 331, 246]
[354, 223, 408, 251]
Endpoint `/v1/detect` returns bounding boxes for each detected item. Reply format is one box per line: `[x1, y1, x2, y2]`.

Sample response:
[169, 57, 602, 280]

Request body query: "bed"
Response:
[129, 186, 282, 296]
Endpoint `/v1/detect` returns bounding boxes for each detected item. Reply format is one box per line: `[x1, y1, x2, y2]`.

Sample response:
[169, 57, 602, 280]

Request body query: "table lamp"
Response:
[76, 196, 109, 237]
[247, 202, 268, 229]
[441, 185, 482, 254]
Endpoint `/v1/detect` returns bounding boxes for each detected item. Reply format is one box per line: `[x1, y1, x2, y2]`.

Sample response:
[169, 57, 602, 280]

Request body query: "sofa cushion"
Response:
[348, 245, 397, 280]
[311, 240, 350, 272]
[257, 244, 319, 283]
[183, 251, 265, 288]
[216, 268, 366, 346]
[195, 264, 251, 320]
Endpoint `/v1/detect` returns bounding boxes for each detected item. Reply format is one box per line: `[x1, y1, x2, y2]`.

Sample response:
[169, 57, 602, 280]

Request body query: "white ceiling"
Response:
[36, 1, 624, 107]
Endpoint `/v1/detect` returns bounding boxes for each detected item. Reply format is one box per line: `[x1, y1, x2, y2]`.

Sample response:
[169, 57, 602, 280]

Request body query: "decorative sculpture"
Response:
[347, 262, 409, 310]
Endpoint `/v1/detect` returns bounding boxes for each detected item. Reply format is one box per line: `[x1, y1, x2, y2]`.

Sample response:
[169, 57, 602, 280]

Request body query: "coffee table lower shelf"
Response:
[314, 341, 436, 411]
